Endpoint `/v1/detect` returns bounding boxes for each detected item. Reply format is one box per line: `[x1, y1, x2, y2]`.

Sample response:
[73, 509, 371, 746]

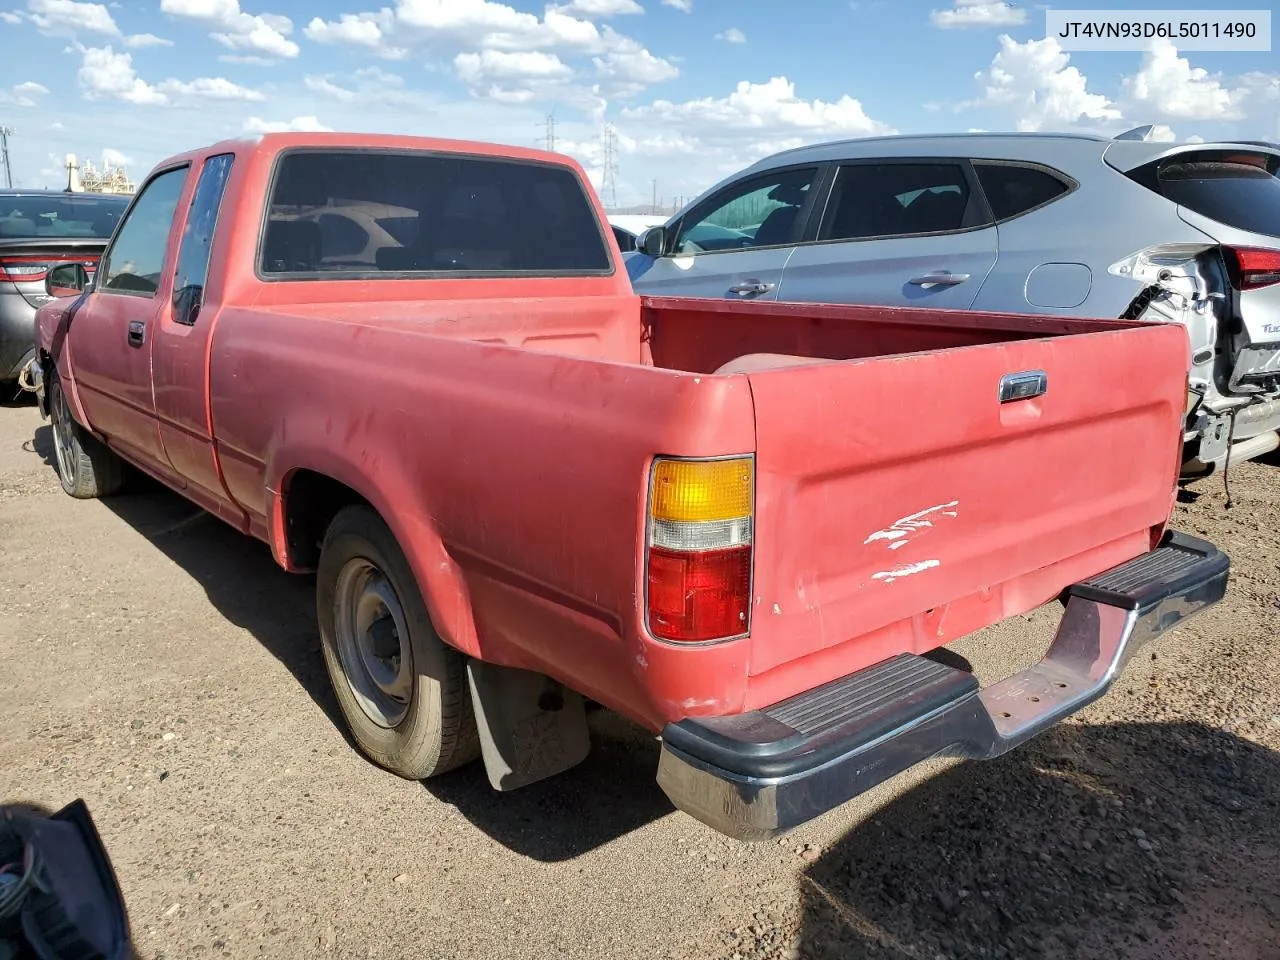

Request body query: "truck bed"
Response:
[206, 292, 1188, 730]
[640, 298, 1185, 708]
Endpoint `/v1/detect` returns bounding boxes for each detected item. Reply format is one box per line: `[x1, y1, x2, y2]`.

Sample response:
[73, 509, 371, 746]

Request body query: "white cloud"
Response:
[931, 0, 1025, 29]
[970, 35, 1122, 131]
[620, 75, 894, 163]
[304, 68, 408, 105]
[715, 27, 745, 43]
[0, 80, 50, 107]
[306, 1, 682, 102]
[160, 76, 264, 100]
[1121, 40, 1243, 121]
[455, 49, 573, 84]
[551, 0, 642, 16]
[28, 0, 119, 36]
[1184, 134, 1206, 144]
[0, 9, 21, 21]
[160, 0, 298, 59]
[354, 65, 403, 85]
[303, 10, 403, 56]
[76, 44, 263, 105]
[101, 147, 131, 167]
[1149, 124, 1177, 142]
[661, 0, 691, 10]
[78, 45, 168, 104]
[593, 33, 678, 96]
[243, 115, 333, 133]
[123, 32, 173, 47]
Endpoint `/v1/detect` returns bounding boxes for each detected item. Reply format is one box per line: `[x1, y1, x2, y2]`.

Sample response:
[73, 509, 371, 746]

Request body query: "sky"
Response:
[0, 0, 1277, 207]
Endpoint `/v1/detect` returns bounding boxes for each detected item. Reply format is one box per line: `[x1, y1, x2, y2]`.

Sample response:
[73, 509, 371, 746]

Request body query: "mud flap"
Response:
[465, 661, 590, 791]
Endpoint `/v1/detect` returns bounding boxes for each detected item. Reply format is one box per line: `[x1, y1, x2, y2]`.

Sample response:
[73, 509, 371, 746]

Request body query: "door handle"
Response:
[127, 320, 145, 347]
[728, 279, 776, 296]
[908, 272, 971, 287]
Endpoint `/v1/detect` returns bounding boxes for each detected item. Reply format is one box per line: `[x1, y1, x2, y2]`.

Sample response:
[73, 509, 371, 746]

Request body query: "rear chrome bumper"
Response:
[656, 530, 1229, 841]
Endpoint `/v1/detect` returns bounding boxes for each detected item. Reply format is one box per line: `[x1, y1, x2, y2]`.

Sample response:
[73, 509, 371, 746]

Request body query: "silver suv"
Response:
[626, 130, 1280, 477]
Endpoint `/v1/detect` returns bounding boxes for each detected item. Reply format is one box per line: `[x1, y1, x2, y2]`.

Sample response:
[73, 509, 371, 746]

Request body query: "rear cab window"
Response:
[1129, 150, 1280, 238]
[172, 153, 235, 324]
[259, 150, 612, 277]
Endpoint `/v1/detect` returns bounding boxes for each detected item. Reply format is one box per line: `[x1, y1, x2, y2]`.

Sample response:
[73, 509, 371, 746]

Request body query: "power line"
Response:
[0, 127, 13, 189]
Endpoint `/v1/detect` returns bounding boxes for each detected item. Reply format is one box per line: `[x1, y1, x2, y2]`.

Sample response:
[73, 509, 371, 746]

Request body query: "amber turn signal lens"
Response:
[649, 457, 753, 524]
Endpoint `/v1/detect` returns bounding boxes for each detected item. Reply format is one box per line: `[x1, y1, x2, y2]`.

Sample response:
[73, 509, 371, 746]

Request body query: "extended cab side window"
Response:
[819, 163, 975, 241]
[99, 166, 189, 297]
[973, 162, 1072, 222]
[671, 167, 817, 255]
[172, 153, 235, 325]
[259, 150, 611, 277]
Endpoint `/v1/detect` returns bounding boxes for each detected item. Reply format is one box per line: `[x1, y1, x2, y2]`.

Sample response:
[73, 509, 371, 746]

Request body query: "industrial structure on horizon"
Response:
[65, 153, 136, 194]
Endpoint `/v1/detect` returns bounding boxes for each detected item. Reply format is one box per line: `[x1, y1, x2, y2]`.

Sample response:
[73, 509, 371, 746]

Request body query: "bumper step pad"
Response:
[658, 531, 1229, 840]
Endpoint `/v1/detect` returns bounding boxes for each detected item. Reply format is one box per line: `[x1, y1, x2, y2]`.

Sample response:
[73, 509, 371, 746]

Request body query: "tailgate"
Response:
[743, 323, 1188, 680]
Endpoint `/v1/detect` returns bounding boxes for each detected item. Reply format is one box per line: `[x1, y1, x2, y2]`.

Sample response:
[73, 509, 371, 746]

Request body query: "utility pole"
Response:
[539, 112, 556, 152]
[651, 179, 658, 215]
[0, 127, 13, 189]
[600, 124, 619, 209]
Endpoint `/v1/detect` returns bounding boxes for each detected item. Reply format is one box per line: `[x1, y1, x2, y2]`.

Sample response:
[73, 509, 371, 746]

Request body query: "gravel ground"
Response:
[1, 395, 1277, 960]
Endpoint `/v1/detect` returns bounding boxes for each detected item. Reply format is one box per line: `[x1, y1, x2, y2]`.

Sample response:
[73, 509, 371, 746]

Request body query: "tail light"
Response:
[1225, 247, 1280, 290]
[646, 455, 754, 643]
[0, 255, 100, 285]
[0, 257, 51, 283]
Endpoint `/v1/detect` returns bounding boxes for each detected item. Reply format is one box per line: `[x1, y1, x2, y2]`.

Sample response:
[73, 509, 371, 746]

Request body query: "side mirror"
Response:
[46, 262, 90, 298]
[639, 226, 666, 258]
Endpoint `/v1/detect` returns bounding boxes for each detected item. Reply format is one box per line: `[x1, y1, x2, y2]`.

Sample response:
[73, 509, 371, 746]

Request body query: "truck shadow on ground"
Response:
[31, 434, 674, 863]
[787, 721, 1280, 960]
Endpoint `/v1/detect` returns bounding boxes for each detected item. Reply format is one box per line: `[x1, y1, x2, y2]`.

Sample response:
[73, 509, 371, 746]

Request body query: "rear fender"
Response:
[38, 296, 95, 431]
[267, 450, 482, 659]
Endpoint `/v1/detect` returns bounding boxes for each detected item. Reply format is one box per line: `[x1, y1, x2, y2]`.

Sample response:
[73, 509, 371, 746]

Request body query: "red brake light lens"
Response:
[0, 257, 51, 283]
[1227, 247, 1280, 290]
[0, 255, 100, 285]
[647, 545, 751, 643]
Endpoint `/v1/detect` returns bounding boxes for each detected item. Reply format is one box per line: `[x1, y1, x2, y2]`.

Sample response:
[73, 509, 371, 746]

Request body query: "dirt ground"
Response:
[2, 395, 1278, 960]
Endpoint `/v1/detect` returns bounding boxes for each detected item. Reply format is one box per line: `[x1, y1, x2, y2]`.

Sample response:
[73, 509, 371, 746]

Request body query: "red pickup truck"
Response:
[28, 133, 1228, 840]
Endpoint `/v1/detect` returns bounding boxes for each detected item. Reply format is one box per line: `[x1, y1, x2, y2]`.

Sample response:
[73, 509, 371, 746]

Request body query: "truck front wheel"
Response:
[48, 369, 125, 499]
[316, 505, 480, 780]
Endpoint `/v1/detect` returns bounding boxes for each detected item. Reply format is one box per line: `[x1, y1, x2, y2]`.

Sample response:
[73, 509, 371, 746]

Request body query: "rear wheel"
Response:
[316, 505, 479, 780]
[48, 369, 125, 499]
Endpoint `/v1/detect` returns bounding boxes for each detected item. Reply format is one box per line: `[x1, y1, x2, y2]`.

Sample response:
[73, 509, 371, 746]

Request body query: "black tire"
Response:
[48, 369, 125, 499]
[316, 504, 480, 780]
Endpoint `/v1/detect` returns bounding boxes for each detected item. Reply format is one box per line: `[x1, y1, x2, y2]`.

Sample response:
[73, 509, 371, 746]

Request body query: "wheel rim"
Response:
[50, 381, 77, 483]
[333, 557, 414, 729]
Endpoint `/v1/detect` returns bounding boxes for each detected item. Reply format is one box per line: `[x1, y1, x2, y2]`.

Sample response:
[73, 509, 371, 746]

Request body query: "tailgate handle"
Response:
[999, 370, 1048, 403]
